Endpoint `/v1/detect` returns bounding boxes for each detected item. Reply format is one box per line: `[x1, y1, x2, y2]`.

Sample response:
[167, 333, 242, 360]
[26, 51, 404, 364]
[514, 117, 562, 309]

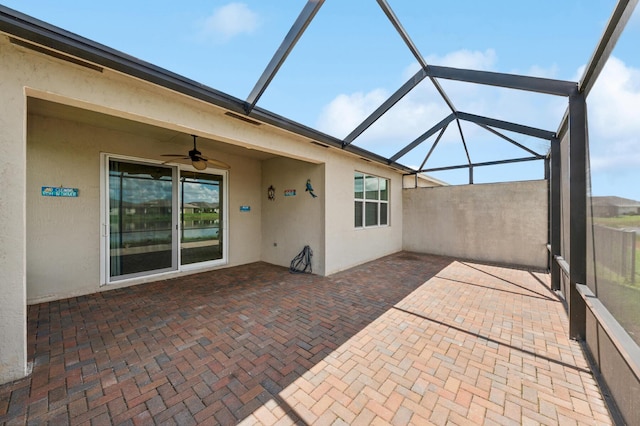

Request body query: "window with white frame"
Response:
[354, 172, 389, 228]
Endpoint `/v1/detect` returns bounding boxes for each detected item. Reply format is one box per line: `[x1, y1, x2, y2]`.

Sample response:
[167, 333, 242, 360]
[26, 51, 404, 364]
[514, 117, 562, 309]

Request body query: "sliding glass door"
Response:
[105, 156, 227, 283]
[180, 171, 223, 265]
[108, 160, 176, 279]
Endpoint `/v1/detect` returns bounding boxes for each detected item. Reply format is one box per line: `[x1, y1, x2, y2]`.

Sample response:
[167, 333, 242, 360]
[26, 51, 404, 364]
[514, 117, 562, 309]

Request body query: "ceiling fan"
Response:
[162, 134, 230, 170]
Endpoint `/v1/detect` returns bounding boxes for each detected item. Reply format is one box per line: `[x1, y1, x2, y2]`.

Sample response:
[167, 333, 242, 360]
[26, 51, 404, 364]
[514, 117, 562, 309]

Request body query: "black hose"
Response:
[290, 245, 313, 274]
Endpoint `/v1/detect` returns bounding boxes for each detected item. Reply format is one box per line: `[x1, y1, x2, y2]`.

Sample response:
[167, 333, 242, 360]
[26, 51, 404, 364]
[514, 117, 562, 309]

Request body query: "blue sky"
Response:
[4, 1, 640, 199]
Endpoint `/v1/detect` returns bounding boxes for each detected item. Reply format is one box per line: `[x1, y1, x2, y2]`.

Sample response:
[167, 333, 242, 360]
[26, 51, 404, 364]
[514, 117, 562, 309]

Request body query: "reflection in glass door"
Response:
[109, 161, 176, 279]
[180, 171, 223, 265]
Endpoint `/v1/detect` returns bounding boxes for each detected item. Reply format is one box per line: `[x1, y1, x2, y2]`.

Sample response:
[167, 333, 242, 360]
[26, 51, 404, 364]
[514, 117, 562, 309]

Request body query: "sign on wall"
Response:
[41, 186, 79, 197]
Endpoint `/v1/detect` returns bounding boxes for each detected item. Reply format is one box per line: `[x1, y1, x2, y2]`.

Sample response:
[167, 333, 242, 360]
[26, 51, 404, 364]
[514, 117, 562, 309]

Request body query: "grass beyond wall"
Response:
[592, 215, 640, 345]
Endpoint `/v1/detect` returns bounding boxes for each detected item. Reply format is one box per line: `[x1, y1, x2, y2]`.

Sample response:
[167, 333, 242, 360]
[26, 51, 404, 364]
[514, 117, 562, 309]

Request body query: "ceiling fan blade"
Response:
[162, 157, 190, 165]
[161, 134, 228, 169]
[204, 158, 231, 169]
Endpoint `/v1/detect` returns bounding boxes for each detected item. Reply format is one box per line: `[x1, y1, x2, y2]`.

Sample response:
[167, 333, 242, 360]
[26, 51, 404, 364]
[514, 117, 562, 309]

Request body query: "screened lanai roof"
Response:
[0, 1, 637, 184]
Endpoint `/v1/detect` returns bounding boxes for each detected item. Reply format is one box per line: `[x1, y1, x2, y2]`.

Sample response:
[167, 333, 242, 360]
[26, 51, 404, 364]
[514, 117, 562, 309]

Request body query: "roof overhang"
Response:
[0, 5, 415, 174]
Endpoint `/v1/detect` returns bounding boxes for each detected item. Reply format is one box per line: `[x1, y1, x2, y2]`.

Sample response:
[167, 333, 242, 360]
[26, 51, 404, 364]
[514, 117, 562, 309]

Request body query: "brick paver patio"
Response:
[0, 252, 612, 425]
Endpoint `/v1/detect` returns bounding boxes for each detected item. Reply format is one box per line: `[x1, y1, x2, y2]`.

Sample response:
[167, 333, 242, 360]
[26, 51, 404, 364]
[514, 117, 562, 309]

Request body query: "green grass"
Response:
[593, 215, 640, 284]
[594, 232, 640, 343]
[594, 231, 640, 343]
[636, 238, 640, 283]
[593, 214, 640, 228]
[597, 261, 639, 287]
[595, 275, 640, 344]
[183, 212, 218, 222]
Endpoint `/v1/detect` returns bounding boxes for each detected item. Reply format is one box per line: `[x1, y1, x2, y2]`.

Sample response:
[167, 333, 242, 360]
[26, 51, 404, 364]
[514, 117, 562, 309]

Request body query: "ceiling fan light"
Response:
[192, 159, 207, 170]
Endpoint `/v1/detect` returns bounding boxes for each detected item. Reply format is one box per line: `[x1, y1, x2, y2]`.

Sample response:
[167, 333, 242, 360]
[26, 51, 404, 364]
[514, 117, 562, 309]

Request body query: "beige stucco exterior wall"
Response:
[0, 40, 28, 384]
[324, 157, 404, 275]
[26, 113, 263, 302]
[261, 153, 406, 277]
[0, 34, 410, 292]
[402, 174, 443, 188]
[0, 33, 413, 383]
[403, 180, 548, 269]
[261, 158, 325, 274]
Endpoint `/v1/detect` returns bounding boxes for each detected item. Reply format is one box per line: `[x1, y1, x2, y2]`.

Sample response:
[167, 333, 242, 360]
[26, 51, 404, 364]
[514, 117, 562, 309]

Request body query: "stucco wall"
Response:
[261, 158, 324, 274]
[1, 33, 410, 383]
[0, 40, 28, 384]
[0, 32, 410, 296]
[324, 156, 404, 275]
[402, 174, 442, 188]
[403, 180, 548, 269]
[26, 113, 263, 302]
[260, 154, 405, 276]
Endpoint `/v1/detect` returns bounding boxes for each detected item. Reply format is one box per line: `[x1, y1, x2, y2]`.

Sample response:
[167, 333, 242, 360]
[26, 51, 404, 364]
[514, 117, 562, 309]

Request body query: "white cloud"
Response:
[184, 183, 220, 203]
[315, 48, 558, 159]
[315, 46, 639, 191]
[425, 48, 497, 70]
[584, 56, 640, 172]
[316, 89, 389, 139]
[201, 3, 259, 42]
[315, 51, 639, 178]
[524, 64, 559, 79]
[316, 49, 498, 142]
[400, 49, 497, 81]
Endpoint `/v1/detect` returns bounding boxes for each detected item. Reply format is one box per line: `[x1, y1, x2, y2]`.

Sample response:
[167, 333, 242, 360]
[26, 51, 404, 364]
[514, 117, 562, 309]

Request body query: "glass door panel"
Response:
[109, 161, 175, 278]
[180, 171, 223, 265]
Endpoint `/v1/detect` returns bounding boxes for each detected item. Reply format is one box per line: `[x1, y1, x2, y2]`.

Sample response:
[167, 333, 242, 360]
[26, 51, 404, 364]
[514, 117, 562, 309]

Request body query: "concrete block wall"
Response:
[402, 180, 548, 269]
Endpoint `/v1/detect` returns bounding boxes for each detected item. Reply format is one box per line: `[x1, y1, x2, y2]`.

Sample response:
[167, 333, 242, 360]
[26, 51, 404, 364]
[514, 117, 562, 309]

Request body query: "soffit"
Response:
[27, 97, 277, 161]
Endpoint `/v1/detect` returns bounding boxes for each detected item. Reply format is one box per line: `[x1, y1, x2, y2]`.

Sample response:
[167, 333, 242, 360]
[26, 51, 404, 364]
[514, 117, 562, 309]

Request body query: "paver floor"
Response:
[0, 252, 612, 425]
